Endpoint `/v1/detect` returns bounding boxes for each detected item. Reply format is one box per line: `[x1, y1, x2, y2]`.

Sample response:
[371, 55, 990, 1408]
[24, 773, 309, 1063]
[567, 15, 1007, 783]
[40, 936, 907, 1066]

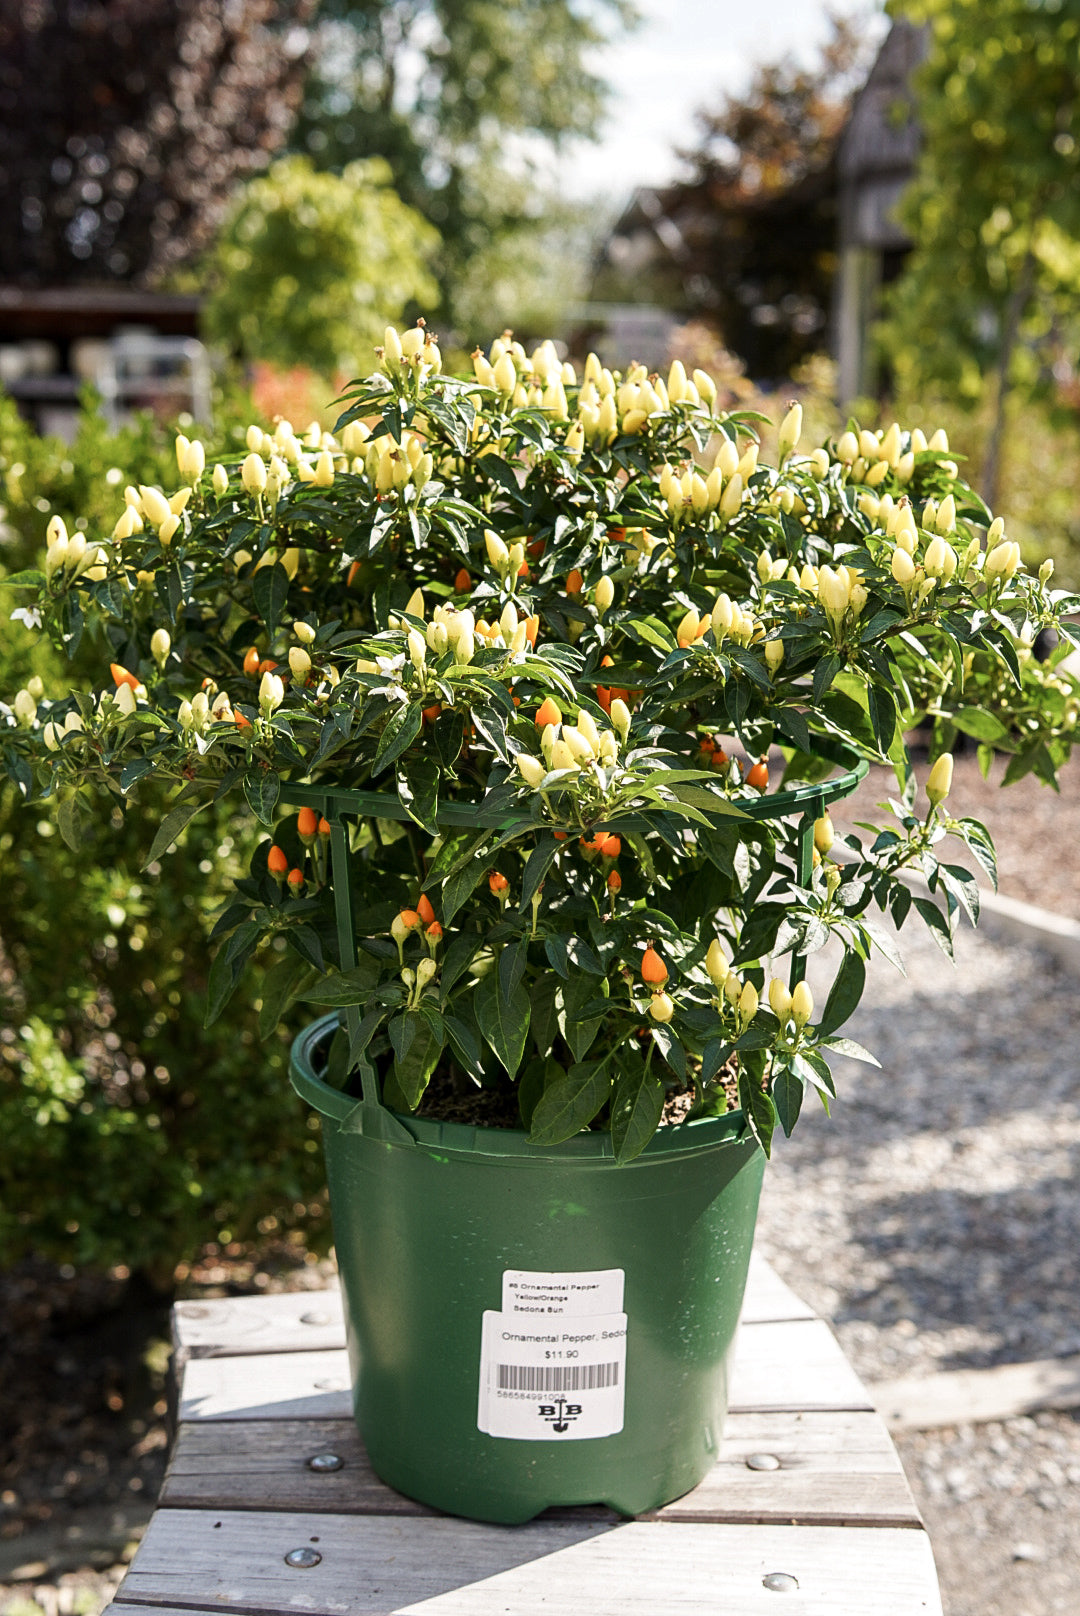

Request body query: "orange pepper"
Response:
[640, 946, 668, 985]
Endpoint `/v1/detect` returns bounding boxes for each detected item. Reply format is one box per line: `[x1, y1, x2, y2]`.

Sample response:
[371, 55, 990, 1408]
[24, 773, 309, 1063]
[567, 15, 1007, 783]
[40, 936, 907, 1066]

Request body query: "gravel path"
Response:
[756, 908, 1080, 1616]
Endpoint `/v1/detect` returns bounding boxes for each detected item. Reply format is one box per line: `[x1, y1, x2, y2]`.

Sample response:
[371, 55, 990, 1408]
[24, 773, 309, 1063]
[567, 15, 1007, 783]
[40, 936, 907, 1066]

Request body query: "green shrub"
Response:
[0, 395, 329, 1278]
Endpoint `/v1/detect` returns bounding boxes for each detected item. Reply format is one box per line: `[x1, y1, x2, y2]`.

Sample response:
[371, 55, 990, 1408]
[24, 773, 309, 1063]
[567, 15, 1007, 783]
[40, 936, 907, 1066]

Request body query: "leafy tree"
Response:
[593, 11, 877, 377]
[883, 0, 1080, 506]
[203, 156, 440, 375]
[292, 0, 636, 331]
[683, 10, 872, 199]
[0, 0, 315, 285]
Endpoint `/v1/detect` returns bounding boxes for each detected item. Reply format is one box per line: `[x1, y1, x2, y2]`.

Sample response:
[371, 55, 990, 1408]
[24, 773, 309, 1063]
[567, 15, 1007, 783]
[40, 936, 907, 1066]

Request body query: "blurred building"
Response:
[835, 20, 928, 403]
[0, 287, 210, 438]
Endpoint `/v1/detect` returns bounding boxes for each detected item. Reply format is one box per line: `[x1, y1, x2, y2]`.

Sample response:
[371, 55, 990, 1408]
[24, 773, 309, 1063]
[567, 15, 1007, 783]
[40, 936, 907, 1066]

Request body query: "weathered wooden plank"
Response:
[180, 1347, 352, 1421]
[179, 1317, 871, 1425]
[732, 1319, 873, 1413]
[161, 1409, 920, 1529]
[171, 1255, 812, 1362]
[112, 1511, 942, 1616]
[394, 1520, 944, 1615]
[160, 1419, 429, 1515]
[742, 1252, 817, 1324]
[173, 1290, 344, 1362]
[652, 1411, 920, 1528]
[103, 1608, 225, 1616]
[871, 1352, 1080, 1431]
[112, 1508, 611, 1616]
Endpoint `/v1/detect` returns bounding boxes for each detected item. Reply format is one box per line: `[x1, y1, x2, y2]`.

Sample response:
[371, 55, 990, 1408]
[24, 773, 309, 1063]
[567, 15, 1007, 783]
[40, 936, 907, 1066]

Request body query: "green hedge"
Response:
[0, 392, 329, 1279]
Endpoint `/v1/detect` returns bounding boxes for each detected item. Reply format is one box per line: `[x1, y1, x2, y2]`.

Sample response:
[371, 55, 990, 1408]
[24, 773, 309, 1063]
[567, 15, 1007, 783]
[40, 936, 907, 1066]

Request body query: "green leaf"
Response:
[286, 924, 325, 971]
[59, 592, 83, 658]
[631, 617, 677, 654]
[244, 769, 280, 825]
[560, 973, 603, 1061]
[347, 1007, 389, 1068]
[2, 568, 46, 587]
[951, 706, 1008, 743]
[772, 1066, 804, 1138]
[443, 1013, 484, 1081]
[530, 972, 559, 1058]
[528, 1061, 613, 1146]
[817, 951, 866, 1038]
[912, 894, 954, 959]
[668, 783, 750, 819]
[649, 1023, 686, 1082]
[519, 837, 560, 910]
[793, 1049, 835, 1097]
[388, 1010, 441, 1108]
[143, 799, 206, 867]
[93, 576, 127, 619]
[610, 1060, 664, 1163]
[205, 944, 244, 1027]
[439, 932, 480, 996]
[820, 1035, 880, 1066]
[373, 702, 422, 775]
[442, 853, 492, 925]
[258, 956, 312, 1039]
[517, 1058, 549, 1130]
[400, 756, 439, 832]
[701, 1037, 734, 1086]
[737, 1067, 775, 1158]
[867, 684, 896, 756]
[120, 757, 156, 792]
[426, 827, 488, 885]
[565, 936, 604, 975]
[813, 653, 841, 704]
[475, 969, 530, 1078]
[498, 938, 528, 1006]
[251, 561, 290, 633]
[544, 933, 570, 977]
[56, 794, 86, 852]
[299, 959, 381, 1006]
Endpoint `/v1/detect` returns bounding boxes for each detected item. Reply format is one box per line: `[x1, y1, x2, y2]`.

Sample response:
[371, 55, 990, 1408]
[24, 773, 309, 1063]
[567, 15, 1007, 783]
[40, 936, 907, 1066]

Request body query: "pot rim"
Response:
[290, 1012, 756, 1164]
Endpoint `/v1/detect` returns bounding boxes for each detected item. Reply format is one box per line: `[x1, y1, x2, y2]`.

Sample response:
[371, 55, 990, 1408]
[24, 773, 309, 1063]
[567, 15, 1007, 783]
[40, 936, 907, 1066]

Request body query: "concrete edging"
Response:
[972, 887, 1080, 973]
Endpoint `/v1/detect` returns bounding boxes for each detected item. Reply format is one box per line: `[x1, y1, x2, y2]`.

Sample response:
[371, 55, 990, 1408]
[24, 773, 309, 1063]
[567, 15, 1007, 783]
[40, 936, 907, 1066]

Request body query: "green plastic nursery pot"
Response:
[290, 1012, 765, 1525]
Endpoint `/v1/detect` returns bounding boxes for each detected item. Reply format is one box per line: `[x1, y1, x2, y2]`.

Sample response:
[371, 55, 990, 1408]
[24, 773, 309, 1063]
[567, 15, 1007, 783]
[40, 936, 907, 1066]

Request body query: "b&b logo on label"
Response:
[538, 1398, 582, 1433]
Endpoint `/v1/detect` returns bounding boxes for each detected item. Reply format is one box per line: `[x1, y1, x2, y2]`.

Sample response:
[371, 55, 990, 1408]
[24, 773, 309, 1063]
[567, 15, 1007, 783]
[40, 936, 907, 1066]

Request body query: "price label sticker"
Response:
[477, 1269, 627, 1441]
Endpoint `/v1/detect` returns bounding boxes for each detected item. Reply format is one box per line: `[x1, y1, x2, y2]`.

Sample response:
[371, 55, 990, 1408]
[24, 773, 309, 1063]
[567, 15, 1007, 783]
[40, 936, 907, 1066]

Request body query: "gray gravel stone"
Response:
[755, 918, 1080, 1616]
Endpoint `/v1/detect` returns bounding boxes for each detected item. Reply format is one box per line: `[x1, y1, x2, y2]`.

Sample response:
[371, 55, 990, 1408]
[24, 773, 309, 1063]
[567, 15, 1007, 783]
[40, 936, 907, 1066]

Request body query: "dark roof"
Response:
[0, 285, 201, 342]
[837, 19, 928, 184]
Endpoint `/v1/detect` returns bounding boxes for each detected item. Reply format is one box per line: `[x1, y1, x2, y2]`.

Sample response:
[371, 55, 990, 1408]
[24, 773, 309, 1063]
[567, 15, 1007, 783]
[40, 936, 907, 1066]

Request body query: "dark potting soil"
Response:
[412, 1054, 739, 1131]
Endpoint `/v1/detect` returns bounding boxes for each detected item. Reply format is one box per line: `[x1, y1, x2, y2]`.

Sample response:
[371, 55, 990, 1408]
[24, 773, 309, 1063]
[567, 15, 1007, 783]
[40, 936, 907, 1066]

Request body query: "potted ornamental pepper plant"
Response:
[4, 324, 1078, 1523]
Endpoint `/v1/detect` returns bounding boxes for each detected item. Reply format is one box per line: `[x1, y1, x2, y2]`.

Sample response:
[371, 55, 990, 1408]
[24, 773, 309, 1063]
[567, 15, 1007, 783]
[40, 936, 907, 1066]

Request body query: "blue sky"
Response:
[549, 0, 887, 201]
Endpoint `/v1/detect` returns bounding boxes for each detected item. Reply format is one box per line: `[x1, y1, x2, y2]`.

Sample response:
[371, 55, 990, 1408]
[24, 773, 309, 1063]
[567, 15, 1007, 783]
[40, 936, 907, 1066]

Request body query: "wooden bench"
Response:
[101, 1255, 942, 1614]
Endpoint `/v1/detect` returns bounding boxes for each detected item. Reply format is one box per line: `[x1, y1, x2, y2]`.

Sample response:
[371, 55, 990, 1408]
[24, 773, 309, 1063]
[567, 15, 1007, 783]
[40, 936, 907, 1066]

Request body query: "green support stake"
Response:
[327, 813, 379, 1109]
[789, 796, 825, 990]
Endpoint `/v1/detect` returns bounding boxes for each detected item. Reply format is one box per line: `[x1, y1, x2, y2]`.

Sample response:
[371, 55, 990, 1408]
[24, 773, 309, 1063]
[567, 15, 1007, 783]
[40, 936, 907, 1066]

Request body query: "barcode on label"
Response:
[496, 1361, 620, 1393]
